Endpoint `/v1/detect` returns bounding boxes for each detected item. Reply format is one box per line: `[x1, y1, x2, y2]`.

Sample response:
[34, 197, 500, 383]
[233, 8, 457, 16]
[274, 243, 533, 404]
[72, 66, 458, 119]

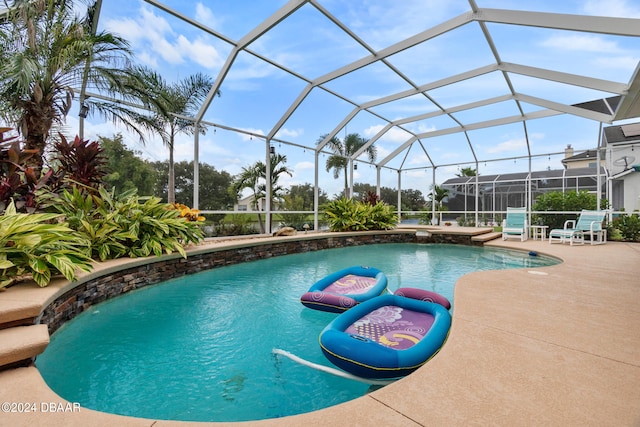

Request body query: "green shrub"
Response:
[610, 213, 640, 242]
[218, 214, 258, 236]
[532, 190, 608, 230]
[0, 201, 93, 288]
[40, 187, 203, 260]
[419, 209, 432, 225]
[322, 197, 398, 232]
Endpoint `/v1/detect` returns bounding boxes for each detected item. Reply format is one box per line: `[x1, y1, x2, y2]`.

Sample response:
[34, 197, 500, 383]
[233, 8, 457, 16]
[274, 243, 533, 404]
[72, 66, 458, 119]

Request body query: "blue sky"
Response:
[72, 0, 640, 199]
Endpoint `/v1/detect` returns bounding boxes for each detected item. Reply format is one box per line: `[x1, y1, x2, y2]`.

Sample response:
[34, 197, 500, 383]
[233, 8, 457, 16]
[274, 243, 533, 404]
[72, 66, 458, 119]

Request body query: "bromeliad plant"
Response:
[322, 197, 398, 232]
[41, 187, 204, 261]
[0, 201, 93, 289]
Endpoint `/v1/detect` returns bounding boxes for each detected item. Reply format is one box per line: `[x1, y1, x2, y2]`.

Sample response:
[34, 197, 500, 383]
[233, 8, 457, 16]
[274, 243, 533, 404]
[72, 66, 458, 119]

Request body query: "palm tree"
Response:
[0, 0, 134, 172]
[318, 133, 376, 197]
[116, 67, 215, 204]
[233, 162, 263, 211]
[428, 185, 449, 211]
[231, 153, 292, 233]
[457, 167, 477, 177]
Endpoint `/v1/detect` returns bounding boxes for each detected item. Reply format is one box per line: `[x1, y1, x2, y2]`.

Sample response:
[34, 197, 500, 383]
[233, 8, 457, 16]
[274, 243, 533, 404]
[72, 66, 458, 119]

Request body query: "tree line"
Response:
[100, 134, 429, 212]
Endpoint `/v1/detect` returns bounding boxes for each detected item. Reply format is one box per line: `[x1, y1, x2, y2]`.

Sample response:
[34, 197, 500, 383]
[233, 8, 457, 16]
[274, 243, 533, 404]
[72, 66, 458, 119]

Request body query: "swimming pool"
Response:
[36, 243, 558, 422]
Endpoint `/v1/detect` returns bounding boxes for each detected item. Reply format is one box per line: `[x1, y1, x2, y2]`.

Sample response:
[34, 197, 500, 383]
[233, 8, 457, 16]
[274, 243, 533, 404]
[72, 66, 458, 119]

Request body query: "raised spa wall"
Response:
[39, 231, 438, 335]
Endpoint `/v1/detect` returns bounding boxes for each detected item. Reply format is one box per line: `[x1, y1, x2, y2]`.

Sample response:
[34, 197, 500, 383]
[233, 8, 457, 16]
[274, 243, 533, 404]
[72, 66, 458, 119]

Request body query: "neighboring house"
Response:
[441, 166, 605, 217]
[441, 122, 640, 215]
[603, 122, 640, 212]
[561, 145, 606, 170]
[234, 194, 265, 212]
[233, 194, 285, 212]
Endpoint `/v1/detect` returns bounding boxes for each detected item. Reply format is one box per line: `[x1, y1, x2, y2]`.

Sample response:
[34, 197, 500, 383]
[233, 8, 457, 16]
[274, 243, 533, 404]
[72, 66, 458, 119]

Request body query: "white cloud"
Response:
[226, 54, 277, 82]
[137, 51, 158, 68]
[406, 169, 428, 179]
[295, 161, 314, 170]
[439, 151, 463, 160]
[409, 154, 431, 165]
[195, 3, 220, 27]
[363, 124, 414, 143]
[176, 35, 223, 69]
[583, 0, 640, 18]
[416, 123, 438, 134]
[486, 137, 527, 154]
[375, 145, 391, 160]
[276, 128, 304, 139]
[540, 34, 622, 53]
[339, 0, 466, 50]
[103, 5, 224, 70]
[594, 55, 640, 70]
[106, 6, 174, 44]
[238, 128, 266, 141]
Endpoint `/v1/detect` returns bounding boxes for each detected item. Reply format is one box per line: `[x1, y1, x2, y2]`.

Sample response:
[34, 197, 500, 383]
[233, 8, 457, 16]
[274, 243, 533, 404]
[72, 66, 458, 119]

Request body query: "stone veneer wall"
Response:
[39, 232, 416, 334]
[416, 233, 475, 245]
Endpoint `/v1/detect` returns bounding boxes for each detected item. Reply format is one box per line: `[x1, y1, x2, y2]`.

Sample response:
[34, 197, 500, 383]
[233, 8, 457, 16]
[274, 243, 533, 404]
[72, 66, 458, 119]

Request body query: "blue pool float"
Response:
[300, 266, 388, 313]
[319, 293, 452, 379]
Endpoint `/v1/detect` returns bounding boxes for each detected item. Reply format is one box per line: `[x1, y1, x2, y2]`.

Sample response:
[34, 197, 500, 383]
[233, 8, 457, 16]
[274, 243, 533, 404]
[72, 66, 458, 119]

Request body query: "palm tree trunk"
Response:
[23, 108, 53, 173]
[257, 212, 265, 233]
[24, 132, 47, 173]
[168, 141, 175, 204]
[343, 165, 349, 198]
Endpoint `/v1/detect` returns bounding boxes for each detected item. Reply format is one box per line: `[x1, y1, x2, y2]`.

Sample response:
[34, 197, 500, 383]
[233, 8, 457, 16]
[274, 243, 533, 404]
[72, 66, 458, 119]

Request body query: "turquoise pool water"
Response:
[36, 244, 558, 422]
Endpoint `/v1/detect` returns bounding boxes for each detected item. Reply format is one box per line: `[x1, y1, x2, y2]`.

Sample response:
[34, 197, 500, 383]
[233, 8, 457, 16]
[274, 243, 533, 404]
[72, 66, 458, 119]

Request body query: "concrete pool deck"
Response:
[1, 235, 639, 426]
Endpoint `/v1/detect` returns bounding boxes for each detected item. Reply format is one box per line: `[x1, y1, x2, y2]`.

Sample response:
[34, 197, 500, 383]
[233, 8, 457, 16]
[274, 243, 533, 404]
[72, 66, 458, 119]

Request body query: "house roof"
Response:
[604, 122, 640, 145]
[442, 166, 606, 186]
[562, 150, 606, 164]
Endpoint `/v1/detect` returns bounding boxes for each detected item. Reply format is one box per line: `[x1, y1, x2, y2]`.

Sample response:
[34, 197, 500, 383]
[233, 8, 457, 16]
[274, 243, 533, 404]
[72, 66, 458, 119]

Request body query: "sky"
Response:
[69, 0, 640, 201]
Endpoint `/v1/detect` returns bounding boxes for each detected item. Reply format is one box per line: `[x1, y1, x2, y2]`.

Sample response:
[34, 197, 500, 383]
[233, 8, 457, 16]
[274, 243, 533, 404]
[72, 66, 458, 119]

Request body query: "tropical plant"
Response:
[217, 213, 257, 236]
[231, 153, 292, 233]
[365, 201, 399, 230]
[0, 129, 53, 212]
[532, 190, 608, 230]
[456, 167, 477, 177]
[318, 133, 376, 197]
[52, 133, 107, 192]
[118, 67, 216, 203]
[40, 187, 204, 261]
[277, 194, 310, 230]
[351, 183, 426, 211]
[609, 213, 640, 242]
[0, 0, 134, 172]
[0, 201, 93, 289]
[171, 203, 205, 222]
[428, 185, 449, 211]
[322, 197, 397, 232]
[362, 190, 379, 205]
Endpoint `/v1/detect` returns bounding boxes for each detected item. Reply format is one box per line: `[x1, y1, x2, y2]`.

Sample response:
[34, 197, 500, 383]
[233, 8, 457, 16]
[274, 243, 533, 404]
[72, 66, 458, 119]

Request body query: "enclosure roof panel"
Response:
[86, 0, 640, 189]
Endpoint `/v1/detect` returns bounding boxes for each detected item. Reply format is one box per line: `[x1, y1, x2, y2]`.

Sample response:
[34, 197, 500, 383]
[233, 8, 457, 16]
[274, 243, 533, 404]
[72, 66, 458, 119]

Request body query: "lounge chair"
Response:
[548, 210, 607, 245]
[502, 207, 528, 241]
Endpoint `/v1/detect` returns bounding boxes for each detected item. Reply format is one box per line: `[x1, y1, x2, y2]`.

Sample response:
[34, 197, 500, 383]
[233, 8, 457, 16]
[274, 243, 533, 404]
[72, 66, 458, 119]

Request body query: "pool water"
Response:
[36, 244, 558, 422]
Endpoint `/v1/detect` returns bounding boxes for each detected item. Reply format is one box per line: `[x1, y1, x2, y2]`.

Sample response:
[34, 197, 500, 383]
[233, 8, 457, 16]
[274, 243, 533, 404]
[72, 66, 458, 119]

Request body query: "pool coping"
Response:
[1, 230, 639, 426]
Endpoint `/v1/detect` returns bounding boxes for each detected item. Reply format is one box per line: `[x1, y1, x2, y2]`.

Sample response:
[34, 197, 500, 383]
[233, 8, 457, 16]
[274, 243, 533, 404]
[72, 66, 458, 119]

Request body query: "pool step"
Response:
[0, 325, 49, 370]
[471, 231, 502, 243]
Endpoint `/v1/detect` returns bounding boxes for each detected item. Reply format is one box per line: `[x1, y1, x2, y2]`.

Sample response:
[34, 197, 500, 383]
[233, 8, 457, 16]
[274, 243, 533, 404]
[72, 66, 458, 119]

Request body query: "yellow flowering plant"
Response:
[171, 203, 206, 222]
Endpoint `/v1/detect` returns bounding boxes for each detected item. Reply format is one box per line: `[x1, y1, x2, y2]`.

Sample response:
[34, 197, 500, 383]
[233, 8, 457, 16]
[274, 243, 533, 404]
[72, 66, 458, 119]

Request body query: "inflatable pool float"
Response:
[319, 293, 452, 379]
[394, 287, 451, 310]
[300, 266, 388, 313]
